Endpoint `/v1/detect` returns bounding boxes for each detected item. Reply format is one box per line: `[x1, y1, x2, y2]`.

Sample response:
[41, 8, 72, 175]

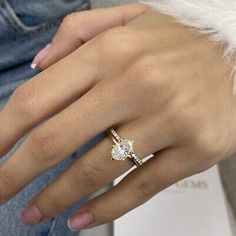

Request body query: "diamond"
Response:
[111, 139, 134, 161]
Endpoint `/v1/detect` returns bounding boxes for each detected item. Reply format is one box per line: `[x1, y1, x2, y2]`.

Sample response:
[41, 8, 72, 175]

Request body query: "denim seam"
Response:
[0, 1, 90, 41]
[0, 1, 60, 38]
[49, 216, 58, 236]
[2, 0, 42, 33]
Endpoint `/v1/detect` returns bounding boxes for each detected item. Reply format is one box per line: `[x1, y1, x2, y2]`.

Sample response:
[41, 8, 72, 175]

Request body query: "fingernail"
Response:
[68, 211, 94, 231]
[21, 204, 42, 225]
[31, 44, 50, 69]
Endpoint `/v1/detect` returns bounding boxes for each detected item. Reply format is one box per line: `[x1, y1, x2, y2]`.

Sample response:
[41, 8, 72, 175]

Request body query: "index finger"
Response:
[37, 3, 150, 69]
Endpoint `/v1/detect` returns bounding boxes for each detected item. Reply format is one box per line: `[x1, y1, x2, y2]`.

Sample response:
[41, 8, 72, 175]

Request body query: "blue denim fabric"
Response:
[0, 1, 106, 235]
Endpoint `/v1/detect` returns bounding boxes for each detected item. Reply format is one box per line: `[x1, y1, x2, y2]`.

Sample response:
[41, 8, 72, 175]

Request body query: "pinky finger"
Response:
[67, 147, 198, 231]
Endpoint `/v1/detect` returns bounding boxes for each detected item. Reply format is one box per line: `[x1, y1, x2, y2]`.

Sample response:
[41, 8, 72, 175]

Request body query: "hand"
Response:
[0, 3, 235, 231]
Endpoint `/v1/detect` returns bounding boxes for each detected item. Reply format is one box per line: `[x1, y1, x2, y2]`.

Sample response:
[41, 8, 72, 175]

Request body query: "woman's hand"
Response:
[0, 3, 236, 231]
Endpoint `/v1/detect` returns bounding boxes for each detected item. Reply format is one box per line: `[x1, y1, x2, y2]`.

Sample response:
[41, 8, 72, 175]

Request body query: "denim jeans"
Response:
[0, 1, 106, 235]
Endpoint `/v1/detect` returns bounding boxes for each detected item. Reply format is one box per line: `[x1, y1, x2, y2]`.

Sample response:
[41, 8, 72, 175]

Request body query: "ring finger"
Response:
[20, 115, 175, 224]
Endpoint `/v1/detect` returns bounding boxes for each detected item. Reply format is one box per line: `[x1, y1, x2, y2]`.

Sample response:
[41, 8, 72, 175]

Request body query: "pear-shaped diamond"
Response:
[111, 139, 134, 161]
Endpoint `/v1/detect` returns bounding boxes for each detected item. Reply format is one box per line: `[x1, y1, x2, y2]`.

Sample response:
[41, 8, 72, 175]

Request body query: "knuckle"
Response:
[79, 160, 106, 187]
[27, 128, 62, 166]
[99, 27, 141, 58]
[61, 13, 78, 30]
[193, 127, 226, 165]
[125, 52, 173, 87]
[10, 81, 41, 120]
[0, 168, 14, 204]
[133, 180, 154, 200]
[166, 94, 201, 133]
[120, 56, 165, 104]
[43, 199, 63, 216]
[169, 97, 227, 165]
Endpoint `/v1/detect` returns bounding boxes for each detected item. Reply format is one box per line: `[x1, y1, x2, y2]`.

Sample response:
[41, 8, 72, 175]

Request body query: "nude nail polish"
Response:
[21, 204, 42, 225]
[68, 211, 94, 231]
[31, 43, 50, 69]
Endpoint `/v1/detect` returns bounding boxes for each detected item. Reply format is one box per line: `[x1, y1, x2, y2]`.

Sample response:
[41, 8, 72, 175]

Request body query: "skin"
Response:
[0, 3, 236, 230]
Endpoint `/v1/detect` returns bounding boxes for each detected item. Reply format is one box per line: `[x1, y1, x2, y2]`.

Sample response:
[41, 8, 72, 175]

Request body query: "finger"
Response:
[68, 147, 197, 230]
[0, 77, 126, 203]
[0, 43, 99, 157]
[33, 4, 150, 69]
[20, 116, 175, 224]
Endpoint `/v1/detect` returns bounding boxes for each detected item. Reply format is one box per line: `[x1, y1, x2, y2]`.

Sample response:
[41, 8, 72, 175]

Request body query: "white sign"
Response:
[114, 166, 232, 236]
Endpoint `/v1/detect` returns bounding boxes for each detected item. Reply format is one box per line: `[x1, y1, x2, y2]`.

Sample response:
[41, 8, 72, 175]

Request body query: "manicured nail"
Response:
[21, 204, 42, 225]
[31, 44, 50, 69]
[68, 211, 94, 231]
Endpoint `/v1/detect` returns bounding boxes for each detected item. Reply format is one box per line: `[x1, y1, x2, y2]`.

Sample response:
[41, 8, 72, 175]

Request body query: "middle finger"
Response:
[0, 79, 126, 204]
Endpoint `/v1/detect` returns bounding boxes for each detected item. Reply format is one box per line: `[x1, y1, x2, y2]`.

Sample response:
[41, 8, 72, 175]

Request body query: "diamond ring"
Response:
[108, 129, 143, 166]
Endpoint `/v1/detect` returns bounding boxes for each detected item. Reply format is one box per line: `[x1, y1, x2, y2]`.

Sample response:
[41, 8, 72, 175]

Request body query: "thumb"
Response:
[31, 3, 150, 70]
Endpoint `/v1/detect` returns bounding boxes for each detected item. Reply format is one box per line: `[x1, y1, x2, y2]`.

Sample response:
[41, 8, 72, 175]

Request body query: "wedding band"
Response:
[108, 128, 143, 166]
